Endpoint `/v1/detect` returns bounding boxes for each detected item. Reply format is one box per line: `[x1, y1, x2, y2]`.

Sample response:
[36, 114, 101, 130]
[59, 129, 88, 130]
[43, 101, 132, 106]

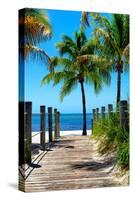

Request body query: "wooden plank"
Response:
[20, 135, 120, 192]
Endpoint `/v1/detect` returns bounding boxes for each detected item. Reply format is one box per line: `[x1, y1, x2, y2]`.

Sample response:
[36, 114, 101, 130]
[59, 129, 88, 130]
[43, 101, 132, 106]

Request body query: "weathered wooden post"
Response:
[19, 101, 24, 166]
[108, 104, 113, 118]
[48, 107, 52, 142]
[96, 108, 99, 120]
[92, 109, 96, 134]
[56, 111, 60, 138]
[120, 100, 128, 131]
[101, 106, 106, 119]
[24, 102, 32, 165]
[54, 108, 58, 139]
[92, 109, 96, 121]
[40, 106, 46, 150]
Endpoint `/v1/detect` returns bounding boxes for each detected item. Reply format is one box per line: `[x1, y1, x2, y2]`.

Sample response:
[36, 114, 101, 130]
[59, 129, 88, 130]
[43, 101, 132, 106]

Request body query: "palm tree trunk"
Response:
[116, 62, 122, 109]
[80, 81, 87, 136]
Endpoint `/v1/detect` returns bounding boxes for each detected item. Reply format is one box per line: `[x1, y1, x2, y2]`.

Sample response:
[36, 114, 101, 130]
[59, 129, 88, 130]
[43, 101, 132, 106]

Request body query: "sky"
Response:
[23, 9, 129, 113]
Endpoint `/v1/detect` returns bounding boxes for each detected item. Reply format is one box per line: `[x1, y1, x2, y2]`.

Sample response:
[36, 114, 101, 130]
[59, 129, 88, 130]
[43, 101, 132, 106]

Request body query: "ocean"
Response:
[32, 113, 92, 131]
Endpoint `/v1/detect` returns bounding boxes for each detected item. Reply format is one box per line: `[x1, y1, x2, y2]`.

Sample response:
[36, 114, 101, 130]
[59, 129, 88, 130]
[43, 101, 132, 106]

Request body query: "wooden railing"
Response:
[92, 100, 129, 133]
[19, 102, 60, 166]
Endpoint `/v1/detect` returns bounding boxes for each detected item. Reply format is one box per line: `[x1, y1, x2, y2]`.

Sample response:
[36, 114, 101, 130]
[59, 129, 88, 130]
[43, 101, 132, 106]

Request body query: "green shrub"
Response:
[117, 142, 129, 169]
[92, 111, 129, 169]
[116, 129, 129, 144]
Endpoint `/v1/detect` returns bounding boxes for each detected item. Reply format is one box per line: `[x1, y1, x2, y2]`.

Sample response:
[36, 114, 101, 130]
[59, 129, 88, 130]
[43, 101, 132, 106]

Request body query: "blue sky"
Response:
[24, 9, 129, 113]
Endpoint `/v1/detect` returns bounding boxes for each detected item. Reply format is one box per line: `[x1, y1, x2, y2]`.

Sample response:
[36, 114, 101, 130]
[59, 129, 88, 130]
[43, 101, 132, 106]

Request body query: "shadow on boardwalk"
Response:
[19, 135, 121, 192]
[71, 157, 116, 171]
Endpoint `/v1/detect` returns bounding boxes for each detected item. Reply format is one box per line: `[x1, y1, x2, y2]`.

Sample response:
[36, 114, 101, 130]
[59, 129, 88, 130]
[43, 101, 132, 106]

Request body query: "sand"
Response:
[32, 130, 92, 144]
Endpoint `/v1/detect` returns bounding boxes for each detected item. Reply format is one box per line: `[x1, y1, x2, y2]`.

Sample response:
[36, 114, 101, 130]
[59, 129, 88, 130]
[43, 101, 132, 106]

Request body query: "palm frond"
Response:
[80, 12, 89, 28]
[50, 57, 72, 71]
[91, 13, 111, 30]
[74, 30, 87, 49]
[99, 68, 111, 85]
[23, 44, 50, 65]
[86, 70, 102, 93]
[80, 38, 97, 54]
[122, 44, 129, 62]
[75, 54, 112, 69]
[19, 9, 52, 46]
[56, 42, 77, 58]
[122, 15, 129, 49]
[112, 14, 129, 50]
[122, 44, 130, 71]
[62, 35, 77, 48]
[94, 27, 120, 59]
[41, 72, 54, 85]
[60, 77, 77, 101]
[53, 71, 67, 85]
[92, 13, 129, 65]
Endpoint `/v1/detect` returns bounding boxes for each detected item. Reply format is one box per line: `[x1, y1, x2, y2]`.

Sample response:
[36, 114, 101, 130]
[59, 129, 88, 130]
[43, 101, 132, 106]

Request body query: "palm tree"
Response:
[81, 12, 129, 107]
[19, 8, 52, 63]
[41, 30, 111, 135]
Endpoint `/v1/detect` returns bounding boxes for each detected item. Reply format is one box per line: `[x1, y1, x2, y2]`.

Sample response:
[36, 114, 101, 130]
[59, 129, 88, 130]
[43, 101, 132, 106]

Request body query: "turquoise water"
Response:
[32, 113, 92, 131]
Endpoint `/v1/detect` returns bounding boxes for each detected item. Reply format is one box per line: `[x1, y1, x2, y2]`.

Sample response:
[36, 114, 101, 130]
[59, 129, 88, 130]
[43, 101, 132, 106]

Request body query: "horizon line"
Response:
[32, 112, 92, 114]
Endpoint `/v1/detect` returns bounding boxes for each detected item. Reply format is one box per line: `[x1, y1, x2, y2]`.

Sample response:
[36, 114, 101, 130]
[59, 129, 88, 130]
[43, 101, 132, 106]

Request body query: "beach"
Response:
[32, 130, 92, 144]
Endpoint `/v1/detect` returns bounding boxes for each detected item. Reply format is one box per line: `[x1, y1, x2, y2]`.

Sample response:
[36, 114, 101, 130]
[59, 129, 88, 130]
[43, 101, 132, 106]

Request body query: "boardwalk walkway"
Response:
[19, 135, 119, 192]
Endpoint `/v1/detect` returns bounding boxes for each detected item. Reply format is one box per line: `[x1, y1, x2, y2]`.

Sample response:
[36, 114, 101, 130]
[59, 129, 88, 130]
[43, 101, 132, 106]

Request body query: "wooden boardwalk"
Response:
[19, 135, 119, 192]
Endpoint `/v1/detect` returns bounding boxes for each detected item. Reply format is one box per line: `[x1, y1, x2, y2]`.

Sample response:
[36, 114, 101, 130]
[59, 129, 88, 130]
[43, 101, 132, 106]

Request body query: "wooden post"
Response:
[54, 108, 57, 139]
[120, 100, 128, 131]
[40, 106, 46, 150]
[108, 104, 113, 118]
[92, 109, 96, 134]
[24, 102, 32, 165]
[101, 106, 106, 118]
[92, 109, 96, 121]
[19, 101, 24, 166]
[96, 108, 99, 120]
[48, 107, 52, 142]
[56, 111, 60, 138]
